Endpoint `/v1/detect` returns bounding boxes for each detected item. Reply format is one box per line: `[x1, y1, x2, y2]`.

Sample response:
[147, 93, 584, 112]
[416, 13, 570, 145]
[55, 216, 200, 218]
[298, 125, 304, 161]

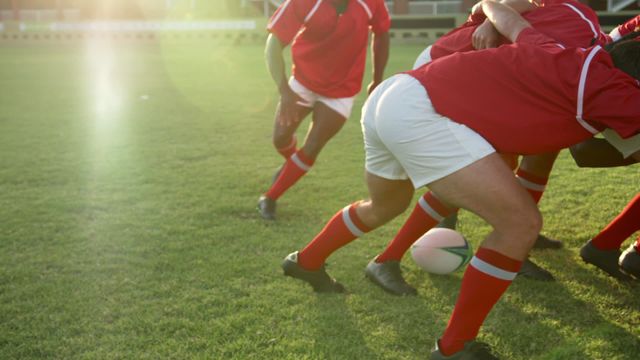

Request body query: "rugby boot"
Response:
[533, 234, 563, 249]
[580, 240, 632, 281]
[619, 244, 640, 279]
[430, 340, 500, 360]
[257, 195, 276, 221]
[282, 251, 346, 293]
[365, 259, 417, 296]
[437, 212, 458, 230]
[518, 258, 555, 281]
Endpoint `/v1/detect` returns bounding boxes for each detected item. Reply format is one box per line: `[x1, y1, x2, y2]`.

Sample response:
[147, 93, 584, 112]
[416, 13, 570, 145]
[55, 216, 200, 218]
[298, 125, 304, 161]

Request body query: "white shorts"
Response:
[361, 74, 495, 189]
[413, 45, 433, 69]
[289, 77, 356, 119]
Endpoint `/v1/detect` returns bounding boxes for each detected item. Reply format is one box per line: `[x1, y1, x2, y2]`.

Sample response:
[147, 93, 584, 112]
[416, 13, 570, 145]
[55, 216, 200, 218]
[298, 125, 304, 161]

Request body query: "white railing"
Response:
[242, 0, 465, 17]
[607, 0, 638, 11]
[0, 9, 81, 22]
[388, 1, 464, 15]
[242, 0, 283, 17]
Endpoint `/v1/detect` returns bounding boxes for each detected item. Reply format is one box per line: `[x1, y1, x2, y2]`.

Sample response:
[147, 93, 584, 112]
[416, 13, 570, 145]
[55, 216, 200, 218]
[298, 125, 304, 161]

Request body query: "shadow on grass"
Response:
[418, 247, 640, 359]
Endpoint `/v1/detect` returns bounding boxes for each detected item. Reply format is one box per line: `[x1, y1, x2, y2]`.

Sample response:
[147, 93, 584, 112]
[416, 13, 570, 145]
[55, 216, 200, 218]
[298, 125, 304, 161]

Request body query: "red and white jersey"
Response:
[408, 28, 640, 155]
[267, 0, 390, 98]
[609, 14, 640, 41]
[430, 0, 606, 60]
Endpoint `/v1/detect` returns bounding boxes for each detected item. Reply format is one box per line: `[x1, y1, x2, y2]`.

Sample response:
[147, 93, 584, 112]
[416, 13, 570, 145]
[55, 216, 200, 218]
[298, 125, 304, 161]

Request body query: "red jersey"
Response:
[408, 28, 640, 155]
[430, 0, 607, 60]
[267, 0, 390, 98]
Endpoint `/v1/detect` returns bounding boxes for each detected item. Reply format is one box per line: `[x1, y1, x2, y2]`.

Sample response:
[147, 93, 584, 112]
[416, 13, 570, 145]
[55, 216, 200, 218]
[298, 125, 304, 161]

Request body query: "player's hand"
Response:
[278, 85, 305, 126]
[472, 19, 499, 50]
[367, 80, 381, 96]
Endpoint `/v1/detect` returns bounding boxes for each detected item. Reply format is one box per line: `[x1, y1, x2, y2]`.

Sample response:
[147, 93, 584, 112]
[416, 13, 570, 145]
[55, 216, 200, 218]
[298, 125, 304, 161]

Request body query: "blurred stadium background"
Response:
[0, 0, 638, 44]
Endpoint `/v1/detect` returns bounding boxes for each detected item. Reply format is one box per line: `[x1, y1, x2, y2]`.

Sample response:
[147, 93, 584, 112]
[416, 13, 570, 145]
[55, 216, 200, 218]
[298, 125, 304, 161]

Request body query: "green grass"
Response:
[0, 38, 639, 359]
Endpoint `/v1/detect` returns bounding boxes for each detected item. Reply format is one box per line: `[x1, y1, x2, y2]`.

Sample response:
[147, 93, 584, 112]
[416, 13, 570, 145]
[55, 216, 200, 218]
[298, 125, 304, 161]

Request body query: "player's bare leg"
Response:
[258, 102, 312, 220]
[298, 101, 346, 158]
[272, 102, 313, 158]
[262, 102, 347, 218]
[434, 153, 517, 232]
[430, 153, 540, 258]
[283, 172, 414, 293]
[427, 153, 541, 357]
[355, 172, 415, 229]
[518, 151, 563, 249]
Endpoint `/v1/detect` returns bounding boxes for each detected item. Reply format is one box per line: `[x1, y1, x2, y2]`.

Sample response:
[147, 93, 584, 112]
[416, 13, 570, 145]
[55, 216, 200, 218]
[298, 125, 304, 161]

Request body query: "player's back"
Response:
[430, 0, 604, 60]
[409, 29, 640, 155]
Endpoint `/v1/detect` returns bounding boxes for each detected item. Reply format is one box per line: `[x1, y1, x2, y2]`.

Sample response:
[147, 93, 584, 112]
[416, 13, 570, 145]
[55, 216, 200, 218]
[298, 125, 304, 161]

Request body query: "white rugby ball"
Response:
[410, 228, 473, 275]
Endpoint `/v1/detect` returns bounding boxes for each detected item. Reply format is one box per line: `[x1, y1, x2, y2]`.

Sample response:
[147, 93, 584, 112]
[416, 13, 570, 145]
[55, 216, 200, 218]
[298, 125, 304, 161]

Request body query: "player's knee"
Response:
[495, 202, 541, 247]
[365, 198, 408, 228]
[517, 205, 542, 247]
[272, 134, 291, 150]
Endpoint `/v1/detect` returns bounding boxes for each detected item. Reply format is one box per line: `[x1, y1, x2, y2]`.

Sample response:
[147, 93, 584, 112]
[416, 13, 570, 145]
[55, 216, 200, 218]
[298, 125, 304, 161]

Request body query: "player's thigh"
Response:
[301, 101, 348, 156]
[272, 102, 313, 142]
[366, 171, 414, 211]
[427, 153, 541, 235]
[356, 171, 414, 227]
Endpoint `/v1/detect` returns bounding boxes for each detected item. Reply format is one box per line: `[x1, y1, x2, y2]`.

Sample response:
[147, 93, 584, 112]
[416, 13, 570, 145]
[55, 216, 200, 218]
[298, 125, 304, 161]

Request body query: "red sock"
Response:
[515, 168, 548, 204]
[501, 153, 519, 171]
[265, 150, 314, 200]
[591, 193, 640, 250]
[298, 203, 372, 270]
[439, 247, 522, 356]
[376, 192, 457, 263]
[276, 136, 297, 159]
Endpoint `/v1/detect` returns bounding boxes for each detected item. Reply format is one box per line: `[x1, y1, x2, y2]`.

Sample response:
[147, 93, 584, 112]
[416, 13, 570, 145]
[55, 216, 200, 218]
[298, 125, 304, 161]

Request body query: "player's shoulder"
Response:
[282, 0, 322, 12]
[358, 0, 390, 13]
[515, 27, 560, 48]
[538, 0, 582, 7]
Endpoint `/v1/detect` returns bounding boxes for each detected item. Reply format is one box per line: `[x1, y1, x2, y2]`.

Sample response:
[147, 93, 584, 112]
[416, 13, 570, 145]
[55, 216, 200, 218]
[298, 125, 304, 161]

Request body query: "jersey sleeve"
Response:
[585, 63, 640, 140]
[610, 15, 640, 41]
[602, 129, 640, 159]
[515, 27, 559, 47]
[370, 0, 391, 34]
[267, 0, 316, 45]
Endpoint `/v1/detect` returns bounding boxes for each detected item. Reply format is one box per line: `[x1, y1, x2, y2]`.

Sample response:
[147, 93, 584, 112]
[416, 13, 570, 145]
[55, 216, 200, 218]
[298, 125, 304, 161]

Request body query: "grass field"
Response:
[0, 37, 639, 359]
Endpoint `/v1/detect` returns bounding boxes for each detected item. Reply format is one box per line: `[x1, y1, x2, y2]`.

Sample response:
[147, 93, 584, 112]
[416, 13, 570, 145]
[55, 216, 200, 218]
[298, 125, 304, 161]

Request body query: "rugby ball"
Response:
[410, 228, 473, 274]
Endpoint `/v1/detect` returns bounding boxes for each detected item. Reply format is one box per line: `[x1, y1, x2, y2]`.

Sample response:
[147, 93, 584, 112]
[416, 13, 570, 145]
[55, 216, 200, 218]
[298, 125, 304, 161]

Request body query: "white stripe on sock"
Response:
[291, 153, 311, 172]
[516, 176, 546, 192]
[342, 206, 364, 237]
[418, 196, 444, 222]
[470, 256, 517, 281]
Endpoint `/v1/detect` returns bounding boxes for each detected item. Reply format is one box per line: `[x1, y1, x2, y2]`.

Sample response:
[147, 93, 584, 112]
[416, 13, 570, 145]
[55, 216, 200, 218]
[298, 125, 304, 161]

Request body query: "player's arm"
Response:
[472, 0, 536, 49]
[569, 138, 639, 167]
[481, 0, 532, 43]
[265, 33, 288, 90]
[471, 0, 536, 16]
[368, 31, 389, 95]
[265, 33, 304, 126]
